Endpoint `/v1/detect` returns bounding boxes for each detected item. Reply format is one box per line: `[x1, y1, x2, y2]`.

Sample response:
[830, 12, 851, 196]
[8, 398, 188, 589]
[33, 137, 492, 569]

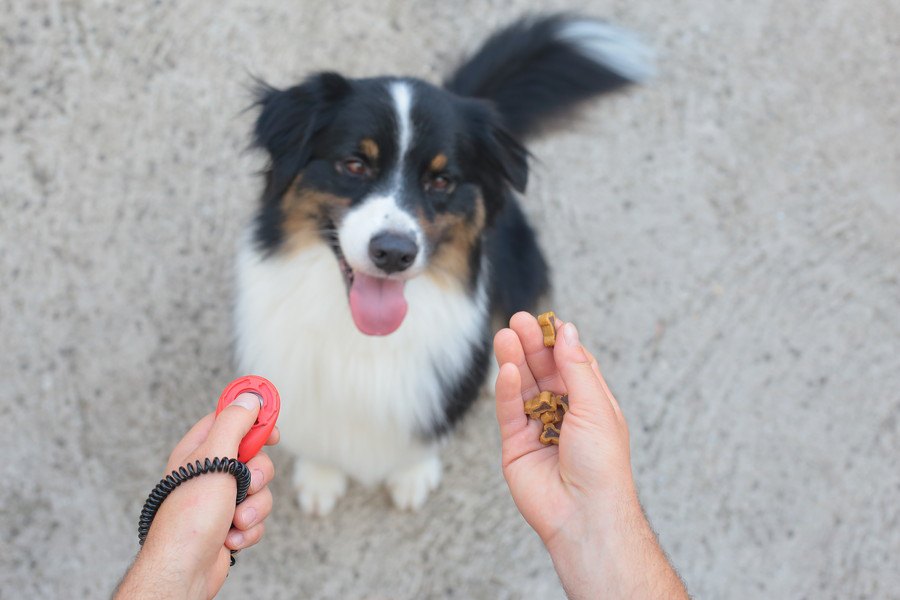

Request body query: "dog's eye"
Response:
[427, 174, 454, 193]
[341, 157, 370, 178]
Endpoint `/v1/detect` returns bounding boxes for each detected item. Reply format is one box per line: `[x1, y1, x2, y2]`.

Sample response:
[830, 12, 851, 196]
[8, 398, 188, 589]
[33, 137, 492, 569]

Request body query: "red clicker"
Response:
[215, 375, 281, 462]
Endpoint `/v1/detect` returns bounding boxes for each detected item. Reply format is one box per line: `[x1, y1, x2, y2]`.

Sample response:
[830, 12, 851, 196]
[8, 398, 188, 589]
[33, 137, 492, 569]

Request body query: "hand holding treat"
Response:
[493, 312, 689, 599]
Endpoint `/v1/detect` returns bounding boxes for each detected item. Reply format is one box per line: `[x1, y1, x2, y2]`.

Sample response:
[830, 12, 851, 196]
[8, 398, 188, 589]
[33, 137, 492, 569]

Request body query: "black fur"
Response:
[485, 196, 550, 318]
[459, 99, 530, 200]
[428, 334, 493, 437]
[445, 14, 635, 139]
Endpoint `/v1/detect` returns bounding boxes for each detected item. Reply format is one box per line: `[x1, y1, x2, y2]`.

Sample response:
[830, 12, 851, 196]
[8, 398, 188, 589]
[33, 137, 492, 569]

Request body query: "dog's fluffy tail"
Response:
[444, 14, 654, 139]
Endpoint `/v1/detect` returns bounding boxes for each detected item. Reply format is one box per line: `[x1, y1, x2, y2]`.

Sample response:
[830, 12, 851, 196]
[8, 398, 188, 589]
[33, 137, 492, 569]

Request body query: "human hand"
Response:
[116, 393, 280, 600]
[493, 312, 635, 548]
[494, 312, 688, 599]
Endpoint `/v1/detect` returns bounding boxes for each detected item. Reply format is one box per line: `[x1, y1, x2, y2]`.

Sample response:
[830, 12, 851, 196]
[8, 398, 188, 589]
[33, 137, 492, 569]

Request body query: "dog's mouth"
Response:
[323, 220, 409, 336]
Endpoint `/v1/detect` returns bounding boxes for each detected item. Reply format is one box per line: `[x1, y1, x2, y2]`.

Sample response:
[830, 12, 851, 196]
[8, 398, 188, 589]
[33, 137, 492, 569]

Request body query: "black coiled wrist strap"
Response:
[138, 457, 251, 566]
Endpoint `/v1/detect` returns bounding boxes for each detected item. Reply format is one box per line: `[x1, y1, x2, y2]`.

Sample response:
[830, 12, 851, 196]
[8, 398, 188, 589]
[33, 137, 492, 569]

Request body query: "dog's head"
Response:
[252, 72, 528, 335]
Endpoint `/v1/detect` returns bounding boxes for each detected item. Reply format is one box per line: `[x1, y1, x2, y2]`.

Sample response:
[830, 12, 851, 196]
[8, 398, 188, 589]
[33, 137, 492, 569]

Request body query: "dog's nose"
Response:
[369, 232, 418, 274]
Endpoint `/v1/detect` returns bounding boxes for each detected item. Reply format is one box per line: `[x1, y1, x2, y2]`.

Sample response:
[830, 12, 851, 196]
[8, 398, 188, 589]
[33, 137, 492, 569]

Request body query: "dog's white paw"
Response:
[386, 454, 442, 511]
[294, 461, 348, 517]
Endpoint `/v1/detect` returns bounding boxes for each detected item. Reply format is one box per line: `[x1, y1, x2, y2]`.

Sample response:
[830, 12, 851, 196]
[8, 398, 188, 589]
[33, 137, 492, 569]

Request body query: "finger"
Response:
[553, 323, 617, 425]
[496, 363, 546, 466]
[583, 348, 600, 378]
[495, 362, 528, 441]
[494, 327, 538, 398]
[265, 426, 280, 446]
[232, 486, 273, 531]
[510, 311, 567, 396]
[213, 546, 233, 578]
[583, 347, 625, 425]
[166, 412, 216, 471]
[226, 521, 266, 551]
[608, 392, 625, 427]
[245, 451, 275, 495]
[205, 393, 261, 457]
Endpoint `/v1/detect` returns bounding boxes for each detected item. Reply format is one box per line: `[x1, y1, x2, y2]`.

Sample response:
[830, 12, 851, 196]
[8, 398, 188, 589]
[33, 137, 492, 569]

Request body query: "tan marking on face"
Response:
[421, 195, 486, 288]
[359, 138, 379, 162]
[280, 177, 351, 254]
[429, 153, 448, 172]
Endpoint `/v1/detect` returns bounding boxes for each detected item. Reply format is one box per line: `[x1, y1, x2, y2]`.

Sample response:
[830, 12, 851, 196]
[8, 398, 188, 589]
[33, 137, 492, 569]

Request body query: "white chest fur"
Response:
[234, 235, 487, 485]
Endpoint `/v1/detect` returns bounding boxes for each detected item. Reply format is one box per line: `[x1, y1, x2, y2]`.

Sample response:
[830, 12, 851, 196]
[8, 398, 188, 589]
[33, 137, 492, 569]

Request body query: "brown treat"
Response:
[524, 390, 556, 419]
[554, 407, 566, 423]
[540, 423, 561, 445]
[526, 391, 567, 445]
[537, 311, 557, 347]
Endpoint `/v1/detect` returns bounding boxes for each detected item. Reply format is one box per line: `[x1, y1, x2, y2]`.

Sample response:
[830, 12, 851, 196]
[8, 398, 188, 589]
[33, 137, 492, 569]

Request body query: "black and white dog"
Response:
[235, 15, 652, 514]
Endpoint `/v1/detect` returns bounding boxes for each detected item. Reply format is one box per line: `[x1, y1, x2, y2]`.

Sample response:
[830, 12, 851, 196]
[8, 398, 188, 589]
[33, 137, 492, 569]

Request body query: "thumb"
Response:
[206, 392, 261, 457]
[553, 323, 617, 424]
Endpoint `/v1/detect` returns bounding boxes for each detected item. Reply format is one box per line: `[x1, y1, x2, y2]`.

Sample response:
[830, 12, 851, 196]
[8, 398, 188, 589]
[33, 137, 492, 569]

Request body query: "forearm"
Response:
[115, 549, 205, 600]
[546, 490, 689, 599]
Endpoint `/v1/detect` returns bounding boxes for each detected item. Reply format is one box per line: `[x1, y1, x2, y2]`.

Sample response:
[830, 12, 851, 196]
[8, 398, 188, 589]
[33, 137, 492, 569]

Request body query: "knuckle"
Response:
[246, 524, 265, 546]
[260, 486, 274, 508]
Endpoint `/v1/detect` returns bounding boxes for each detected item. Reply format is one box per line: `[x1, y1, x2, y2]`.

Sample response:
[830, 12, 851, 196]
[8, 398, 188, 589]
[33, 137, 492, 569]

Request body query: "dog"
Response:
[234, 14, 652, 515]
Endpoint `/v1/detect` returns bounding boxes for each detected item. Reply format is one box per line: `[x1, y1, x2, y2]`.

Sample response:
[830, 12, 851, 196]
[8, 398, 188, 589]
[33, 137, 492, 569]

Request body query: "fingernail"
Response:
[229, 531, 244, 546]
[232, 392, 261, 411]
[564, 323, 580, 347]
[242, 506, 258, 526]
[252, 469, 264, 491]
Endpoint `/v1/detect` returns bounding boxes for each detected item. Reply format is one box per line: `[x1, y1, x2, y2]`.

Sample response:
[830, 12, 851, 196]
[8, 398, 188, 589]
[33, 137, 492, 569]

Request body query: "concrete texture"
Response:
[2, 1, 898, 598]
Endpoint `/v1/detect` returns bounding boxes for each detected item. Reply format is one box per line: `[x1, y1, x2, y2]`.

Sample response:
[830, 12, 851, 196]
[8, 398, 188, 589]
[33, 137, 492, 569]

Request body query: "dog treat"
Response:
[540, 410, 558, 425]
[524, 390, 569, 445]
[539, 422, 561, 445]
[524, 390, 557, 417]
[537, 311, 557, 347]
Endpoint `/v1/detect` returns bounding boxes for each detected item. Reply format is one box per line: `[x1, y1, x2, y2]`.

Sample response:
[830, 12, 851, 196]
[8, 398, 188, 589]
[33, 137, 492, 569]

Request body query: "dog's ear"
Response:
[485, 124, 529, 193]
[253, 72, 351, 203]
[463, 100, 530, 220]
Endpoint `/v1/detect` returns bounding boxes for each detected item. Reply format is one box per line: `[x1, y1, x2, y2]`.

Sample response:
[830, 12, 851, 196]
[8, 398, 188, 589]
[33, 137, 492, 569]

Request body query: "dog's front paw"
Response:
[386, 453, 442, 511]
[294, 460, 348, 516]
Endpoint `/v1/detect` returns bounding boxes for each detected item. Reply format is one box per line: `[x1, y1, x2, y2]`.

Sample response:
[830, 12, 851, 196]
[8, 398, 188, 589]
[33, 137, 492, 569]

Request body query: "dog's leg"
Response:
[385, 448, 442, 511]
[294, 459, 348, 517]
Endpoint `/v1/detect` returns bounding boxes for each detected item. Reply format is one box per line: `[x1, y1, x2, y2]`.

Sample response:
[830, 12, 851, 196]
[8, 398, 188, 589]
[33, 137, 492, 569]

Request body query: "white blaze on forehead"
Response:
[389, 81, 414, 169]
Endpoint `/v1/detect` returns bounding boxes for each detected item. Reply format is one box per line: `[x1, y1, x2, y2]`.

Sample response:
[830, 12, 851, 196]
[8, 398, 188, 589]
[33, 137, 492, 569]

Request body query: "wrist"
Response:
[544, 477, 641, 549]
[117, 547, 206, 600]
[542, 484, 660, 599]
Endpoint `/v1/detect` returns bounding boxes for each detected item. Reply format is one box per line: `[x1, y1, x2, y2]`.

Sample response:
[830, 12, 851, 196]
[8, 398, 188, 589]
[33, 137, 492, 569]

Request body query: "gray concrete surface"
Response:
[2, 1, 898, 598]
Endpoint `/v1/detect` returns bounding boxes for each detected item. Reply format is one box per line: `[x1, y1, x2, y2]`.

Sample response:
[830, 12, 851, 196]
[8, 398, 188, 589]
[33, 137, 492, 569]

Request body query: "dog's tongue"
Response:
[348, 273, 408, 335]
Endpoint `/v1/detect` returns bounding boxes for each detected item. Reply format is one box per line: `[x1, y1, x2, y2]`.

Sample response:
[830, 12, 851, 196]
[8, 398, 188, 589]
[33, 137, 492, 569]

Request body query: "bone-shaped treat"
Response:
[537, 311, 557, 347]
